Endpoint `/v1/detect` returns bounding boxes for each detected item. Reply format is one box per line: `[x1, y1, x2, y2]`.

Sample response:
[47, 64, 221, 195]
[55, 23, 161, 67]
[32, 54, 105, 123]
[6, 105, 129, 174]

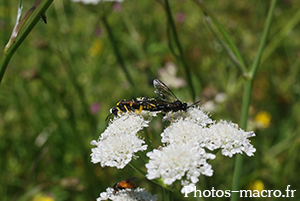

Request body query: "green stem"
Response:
[230, 80, 252, 201]
[101, 15, 135, 88]
[249, 0, 278, 79]
[163, 188, 172, 201]
[137, 151, 148, 164]
[129, 162, 173, 192]
[192, 0, 247, 69]
[261, 8, 300, 64]
[204, 15, 249, 78]
[230, 1, 277, 201]
[0, 54, 12, 84]
[0, 0, 53, 84]
[163, 0, 195, 101]
[129, 161, 147, 177]
[143, 128, 154, 152]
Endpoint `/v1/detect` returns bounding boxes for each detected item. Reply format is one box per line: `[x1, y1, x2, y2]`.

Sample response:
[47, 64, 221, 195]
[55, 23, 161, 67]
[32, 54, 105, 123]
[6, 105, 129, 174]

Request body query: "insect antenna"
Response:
[187, 100, 201, 108]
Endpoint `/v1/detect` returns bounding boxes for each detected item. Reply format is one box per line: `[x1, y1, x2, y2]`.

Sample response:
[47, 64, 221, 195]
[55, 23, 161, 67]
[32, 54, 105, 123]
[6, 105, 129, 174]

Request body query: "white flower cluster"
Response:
[97, 187, 157, 201]
[204, 120, 256, 157]
[91, 105, 256, 195]
[146, 144, 215, 185]
[160, 117, 256, 158]
[145, 106, 256, 192]
[91, 114, 149, 169]
[71, 0, 123, 5]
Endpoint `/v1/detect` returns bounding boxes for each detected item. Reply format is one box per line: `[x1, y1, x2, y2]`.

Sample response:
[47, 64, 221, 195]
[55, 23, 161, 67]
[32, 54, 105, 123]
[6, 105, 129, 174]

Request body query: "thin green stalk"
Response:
[230, 1, 277, 201]
[163, 188, 172, 201]
[129, 162, 173, 192]
[0, 0, 53, 84]
[129, 161, 147, 177]
[249, 0, 278, 79]
[261, 8, 300, 64]
[204, 15, 249, 78]
[137, 151, 148, 164]
[166, 23, 180, 61]
[143, 128, 154, 152]
[101, 15, 135, 88]
[192, 0, 247, 69]
[230, 80, 252, 201]
[163, 0, 195, 101]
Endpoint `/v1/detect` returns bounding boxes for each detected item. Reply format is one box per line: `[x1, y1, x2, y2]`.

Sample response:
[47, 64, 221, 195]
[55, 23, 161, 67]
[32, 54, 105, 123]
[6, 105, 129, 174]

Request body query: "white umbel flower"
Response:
[161, 119, 207, 146]
[163, 106, 213, 126]
[205, 120, 256, 157]
[146, 143, 215, 186]
[184, 106, 214, 126]
[102, 114, 150, 139]
[71, 0, 123, 5]
[91, 133, 147, 168]
[161, 117, 256, 157]
[91, 114, 149, 169]
[97, 187, 158, 201]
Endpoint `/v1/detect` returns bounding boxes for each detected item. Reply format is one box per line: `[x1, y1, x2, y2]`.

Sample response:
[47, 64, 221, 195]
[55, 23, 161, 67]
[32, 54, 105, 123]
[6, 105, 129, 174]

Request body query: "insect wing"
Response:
[124, 177, 137, 182]
[153, 79, 178, 101]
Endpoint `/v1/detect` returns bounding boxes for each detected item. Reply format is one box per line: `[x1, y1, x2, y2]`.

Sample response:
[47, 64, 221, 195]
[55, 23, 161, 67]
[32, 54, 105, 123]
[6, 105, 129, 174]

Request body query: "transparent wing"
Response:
[124, 177, 137, 182]
[153, 79, 178, 101]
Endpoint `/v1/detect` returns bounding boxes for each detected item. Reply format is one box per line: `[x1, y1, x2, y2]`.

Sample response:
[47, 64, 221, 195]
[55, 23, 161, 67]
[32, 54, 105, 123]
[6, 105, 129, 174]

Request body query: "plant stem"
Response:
[261, 8, 300, 64]
[163, 188, 172, 201]
[129, 162, 173, 192]
[230, 1, 277, 201]
[163, 0, 195, 101]
[101, 15, 135, 88]
[204, 15, 248, 78]
[143, 128, 154, 152]
[129, 161, 147, 177]
[249, 0, 278, 79]
[230, 79, 251, 201]
[0, 0, 53, 84]
[192, 0, 247, 70]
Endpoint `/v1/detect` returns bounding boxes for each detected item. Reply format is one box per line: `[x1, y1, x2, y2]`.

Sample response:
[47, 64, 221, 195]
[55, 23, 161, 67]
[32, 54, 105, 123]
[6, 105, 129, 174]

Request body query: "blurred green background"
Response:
[0, 0, 300, 200]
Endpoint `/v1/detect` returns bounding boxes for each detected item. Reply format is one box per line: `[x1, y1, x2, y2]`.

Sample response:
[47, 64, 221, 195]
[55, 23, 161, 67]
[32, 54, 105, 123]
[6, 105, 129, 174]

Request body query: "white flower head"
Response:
[91, 133, 147, 169]
[163, 106, 214, 127]
[91, 114, 149, 169]
[137, 110, 160, 121]
[102, 113, 150, 139]
[161, 118, 217, 150]
[71, 0, 123, 5]
[206, 120, 256, 157]
[146, 143, 215, 186]
[161, 119, 206, 145]
[97, 187, 158, 201]
[161, 117, 256, 158]
[184, 106, 214, 126]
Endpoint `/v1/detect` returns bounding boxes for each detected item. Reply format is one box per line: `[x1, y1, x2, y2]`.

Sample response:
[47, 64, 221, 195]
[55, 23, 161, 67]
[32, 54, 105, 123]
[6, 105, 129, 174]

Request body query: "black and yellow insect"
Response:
[106, 79, 200, 120]
[113, 177, 137, 195]
[105, 97, 159, 121]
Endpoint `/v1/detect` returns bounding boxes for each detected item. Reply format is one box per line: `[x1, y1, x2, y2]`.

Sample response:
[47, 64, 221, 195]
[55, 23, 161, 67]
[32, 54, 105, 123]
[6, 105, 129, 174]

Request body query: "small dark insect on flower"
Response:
[113, 177, 137, 195]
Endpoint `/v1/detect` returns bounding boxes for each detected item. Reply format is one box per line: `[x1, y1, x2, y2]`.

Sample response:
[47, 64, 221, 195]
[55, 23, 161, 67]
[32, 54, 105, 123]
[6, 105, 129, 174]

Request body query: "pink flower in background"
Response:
[176, 12, 186, 23]
[113, 3, 122, 12]
[90, 103, 100, 114]
[94, 27, 103, 37]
